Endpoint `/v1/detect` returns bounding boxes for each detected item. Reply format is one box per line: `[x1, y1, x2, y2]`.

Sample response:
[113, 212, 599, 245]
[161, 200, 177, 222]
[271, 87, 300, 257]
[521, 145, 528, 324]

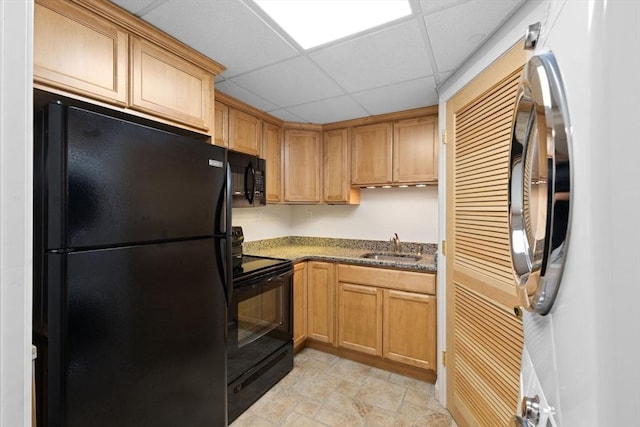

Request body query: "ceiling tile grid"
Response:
[352, 76, 439, 116]
[308, 20, 433, 93]
[423, 0, 525, 72]
[109, 0, 526, 124]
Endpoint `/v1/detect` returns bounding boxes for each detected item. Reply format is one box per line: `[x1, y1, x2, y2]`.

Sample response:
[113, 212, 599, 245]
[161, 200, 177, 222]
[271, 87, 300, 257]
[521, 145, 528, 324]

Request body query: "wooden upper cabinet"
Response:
[323, 128, 359, 204]
[34, 0, 224, 135]
[213, 101, 229, 147]
[283, 129, 322, 203]
[263, 122, 283, 203]
[229, 108, 262, 155]
[130, 36, 212, 131]
[34, 0, 128, 105]
[351, 122, 393, 185]
[394, 115, 438, 183]
[351, 115, 438, 186]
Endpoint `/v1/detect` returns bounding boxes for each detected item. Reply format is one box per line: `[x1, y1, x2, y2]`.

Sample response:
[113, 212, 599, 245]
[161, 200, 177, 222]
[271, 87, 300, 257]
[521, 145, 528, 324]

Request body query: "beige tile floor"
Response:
[230, 347, 457, 427]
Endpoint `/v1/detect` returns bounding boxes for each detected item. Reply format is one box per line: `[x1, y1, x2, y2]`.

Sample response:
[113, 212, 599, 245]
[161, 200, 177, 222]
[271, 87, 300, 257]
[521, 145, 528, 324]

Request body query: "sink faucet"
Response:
[390, 233, 400, 253]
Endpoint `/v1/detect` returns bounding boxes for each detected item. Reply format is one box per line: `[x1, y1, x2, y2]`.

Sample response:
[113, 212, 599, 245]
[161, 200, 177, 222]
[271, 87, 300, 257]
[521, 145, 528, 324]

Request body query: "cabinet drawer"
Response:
[338, 264, 435, 295]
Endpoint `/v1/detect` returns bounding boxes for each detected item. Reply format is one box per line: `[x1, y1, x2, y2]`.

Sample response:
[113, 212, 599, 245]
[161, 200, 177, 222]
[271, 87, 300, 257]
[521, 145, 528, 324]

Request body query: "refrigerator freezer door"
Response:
[42, 104, 227, 250]
[42, 239, 227, 427]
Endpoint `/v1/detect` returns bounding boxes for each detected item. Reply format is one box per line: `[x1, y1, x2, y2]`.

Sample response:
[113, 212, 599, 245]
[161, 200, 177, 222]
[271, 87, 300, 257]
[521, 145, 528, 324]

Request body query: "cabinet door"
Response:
[130, 36, 213, 131]
[323, 129, 359, 204]
[383, 289, 436, 370]
[306, 262, 335, 344]
[34, 0, 128, 105]
[283, 129, 322, 203]
[263, 122, 283, 203]
[214, 101, 228, 147]
[293, 263, 308, 351]
[337, 283, 382, 356]
[351, 122, 393, 185]
[229, 108, 262, 155]
[394, 115, 438, 183]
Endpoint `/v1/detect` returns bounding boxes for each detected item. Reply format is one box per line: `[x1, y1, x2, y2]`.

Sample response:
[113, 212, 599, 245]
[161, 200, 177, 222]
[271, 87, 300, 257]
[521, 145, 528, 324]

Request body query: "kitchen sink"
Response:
[361, 252, 422, 263]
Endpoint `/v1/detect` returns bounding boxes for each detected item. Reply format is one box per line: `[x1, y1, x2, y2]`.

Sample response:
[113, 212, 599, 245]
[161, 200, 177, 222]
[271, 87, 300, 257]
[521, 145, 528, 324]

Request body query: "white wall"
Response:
[0, 0, 34, 426]
[232, 204, 293, 241]
[292, 186, 438, 241]
[232, 186, 438, 242]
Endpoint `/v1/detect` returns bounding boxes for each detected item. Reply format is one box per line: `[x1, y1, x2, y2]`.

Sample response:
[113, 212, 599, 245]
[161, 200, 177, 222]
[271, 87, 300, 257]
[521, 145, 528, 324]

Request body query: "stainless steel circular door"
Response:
[508, 52, 572, 315]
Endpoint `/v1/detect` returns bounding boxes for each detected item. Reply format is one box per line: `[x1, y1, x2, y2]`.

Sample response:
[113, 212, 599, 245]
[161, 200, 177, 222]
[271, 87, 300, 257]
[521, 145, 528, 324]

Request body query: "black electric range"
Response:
[227, 228, 294, 423]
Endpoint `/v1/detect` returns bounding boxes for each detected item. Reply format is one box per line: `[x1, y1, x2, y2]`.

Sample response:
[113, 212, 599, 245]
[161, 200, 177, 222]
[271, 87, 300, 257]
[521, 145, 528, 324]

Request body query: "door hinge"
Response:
[441, 240, 446, 256]
[441, 130, 447, 145]
[442, 351, 447, 367]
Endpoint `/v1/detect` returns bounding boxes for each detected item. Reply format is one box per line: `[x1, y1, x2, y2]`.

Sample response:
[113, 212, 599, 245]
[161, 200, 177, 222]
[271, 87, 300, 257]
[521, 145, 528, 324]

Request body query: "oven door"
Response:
[227, 270, 292, 384]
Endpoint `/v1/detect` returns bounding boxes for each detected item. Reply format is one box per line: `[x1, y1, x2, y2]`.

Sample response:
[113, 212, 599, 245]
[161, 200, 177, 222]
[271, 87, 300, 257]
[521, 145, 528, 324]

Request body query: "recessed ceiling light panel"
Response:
[254, 0, 412, 49]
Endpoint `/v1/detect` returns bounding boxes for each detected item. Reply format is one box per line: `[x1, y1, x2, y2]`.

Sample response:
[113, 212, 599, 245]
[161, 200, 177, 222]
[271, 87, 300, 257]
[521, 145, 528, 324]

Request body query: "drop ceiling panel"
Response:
[264, 109, 306, 123]
[229, 56, 344, 108]
[129, 0, 299, 77]
[424, 0, 523, 72]
[215, 80, 279, 112]
[110, 0, 156, 15]
[418, 0, 472, 15]
[309, 21, 433, 93]
[352, 77, 438, 116]
[285, 96, 369, 124]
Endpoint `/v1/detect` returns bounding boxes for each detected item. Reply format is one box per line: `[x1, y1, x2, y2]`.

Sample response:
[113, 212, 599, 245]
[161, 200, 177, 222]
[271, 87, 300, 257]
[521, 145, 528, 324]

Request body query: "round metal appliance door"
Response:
[508, 52, 572, 315]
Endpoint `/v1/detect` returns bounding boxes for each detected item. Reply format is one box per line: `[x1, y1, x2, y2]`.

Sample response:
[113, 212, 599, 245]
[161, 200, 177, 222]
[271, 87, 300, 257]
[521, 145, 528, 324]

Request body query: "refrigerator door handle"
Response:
[225, 162, 233, 305]
[214, 161, 233, 306]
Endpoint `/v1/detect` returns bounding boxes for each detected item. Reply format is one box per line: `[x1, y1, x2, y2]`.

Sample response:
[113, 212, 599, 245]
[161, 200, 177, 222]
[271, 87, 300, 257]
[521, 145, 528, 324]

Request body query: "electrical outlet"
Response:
[305, 210, 313, 220]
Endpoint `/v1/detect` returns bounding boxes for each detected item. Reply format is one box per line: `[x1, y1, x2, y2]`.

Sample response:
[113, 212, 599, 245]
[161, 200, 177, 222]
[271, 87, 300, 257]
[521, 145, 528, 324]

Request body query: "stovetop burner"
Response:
[232, 255, 293, 286]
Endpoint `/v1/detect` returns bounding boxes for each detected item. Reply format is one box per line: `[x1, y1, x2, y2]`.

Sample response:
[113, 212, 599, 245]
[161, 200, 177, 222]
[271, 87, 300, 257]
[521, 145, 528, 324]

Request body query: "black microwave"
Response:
[228, 150, 266, 208]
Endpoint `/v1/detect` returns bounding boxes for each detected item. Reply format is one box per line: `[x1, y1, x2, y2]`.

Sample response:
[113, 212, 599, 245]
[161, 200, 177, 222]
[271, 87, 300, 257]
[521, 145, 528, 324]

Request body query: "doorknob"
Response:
[511, 395, 541, 426]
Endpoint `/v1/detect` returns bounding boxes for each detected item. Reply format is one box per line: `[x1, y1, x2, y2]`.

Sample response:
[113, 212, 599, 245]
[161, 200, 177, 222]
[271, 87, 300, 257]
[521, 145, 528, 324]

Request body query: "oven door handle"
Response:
[266, 270, 293, 282]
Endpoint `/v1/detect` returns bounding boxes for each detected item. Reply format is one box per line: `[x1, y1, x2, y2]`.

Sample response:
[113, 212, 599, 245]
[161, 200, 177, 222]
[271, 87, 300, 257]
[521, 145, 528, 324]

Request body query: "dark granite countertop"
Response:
[243, 236, 437, 273]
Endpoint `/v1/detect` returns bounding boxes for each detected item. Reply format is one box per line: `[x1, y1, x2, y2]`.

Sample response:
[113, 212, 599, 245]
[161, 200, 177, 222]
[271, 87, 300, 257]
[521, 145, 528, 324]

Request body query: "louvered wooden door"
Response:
[445, 44, 528, 427]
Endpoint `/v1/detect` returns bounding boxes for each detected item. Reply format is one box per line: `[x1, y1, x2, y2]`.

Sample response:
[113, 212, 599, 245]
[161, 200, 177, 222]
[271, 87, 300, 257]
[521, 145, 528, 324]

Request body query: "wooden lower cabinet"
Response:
[306, 261, 336, 344]
[337, 265, 437, 372]
[300, 261, 437, 379]
[293, 262, 307, 351]
[383, 289, 436, 370]
[337, 283, 382, 356]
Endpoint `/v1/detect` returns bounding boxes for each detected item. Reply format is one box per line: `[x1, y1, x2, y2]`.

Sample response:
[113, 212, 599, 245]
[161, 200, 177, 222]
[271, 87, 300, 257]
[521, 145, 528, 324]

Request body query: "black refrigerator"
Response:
[32, 102, 231, 427]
